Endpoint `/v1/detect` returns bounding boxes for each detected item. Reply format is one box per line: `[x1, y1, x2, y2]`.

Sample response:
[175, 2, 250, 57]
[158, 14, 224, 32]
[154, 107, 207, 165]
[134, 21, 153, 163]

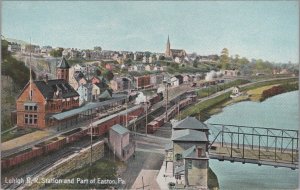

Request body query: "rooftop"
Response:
[173, 117, 208, 130]
[172, 129, 208, 142]
[57, 57, 70, 69]
[111, 124, 129, 135]
[34, 79, 79, 99]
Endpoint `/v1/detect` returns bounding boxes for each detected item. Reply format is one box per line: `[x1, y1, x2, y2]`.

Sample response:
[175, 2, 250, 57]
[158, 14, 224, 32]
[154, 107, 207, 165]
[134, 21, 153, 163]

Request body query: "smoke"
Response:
[135, 92, 146, 105]
[205, 70, 223, 81]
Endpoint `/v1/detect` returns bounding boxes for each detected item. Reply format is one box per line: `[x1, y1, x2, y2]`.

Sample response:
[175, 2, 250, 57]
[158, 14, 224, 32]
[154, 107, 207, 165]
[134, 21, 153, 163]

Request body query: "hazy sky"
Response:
[2, 1, 299, 63]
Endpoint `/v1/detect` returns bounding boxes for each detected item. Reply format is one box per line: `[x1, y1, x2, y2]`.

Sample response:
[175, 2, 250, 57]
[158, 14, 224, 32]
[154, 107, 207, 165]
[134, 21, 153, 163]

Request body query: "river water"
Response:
[205, 91, 299, 190]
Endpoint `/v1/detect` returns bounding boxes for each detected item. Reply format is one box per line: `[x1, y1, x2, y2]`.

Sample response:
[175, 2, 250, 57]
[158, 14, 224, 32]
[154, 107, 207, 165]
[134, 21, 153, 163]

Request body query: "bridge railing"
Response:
[207, 123, 298, 168]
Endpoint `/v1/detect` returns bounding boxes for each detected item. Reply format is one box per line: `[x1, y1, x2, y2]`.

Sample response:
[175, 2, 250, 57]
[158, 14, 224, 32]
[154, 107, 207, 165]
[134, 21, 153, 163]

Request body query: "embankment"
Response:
[24, 140, 105, 190]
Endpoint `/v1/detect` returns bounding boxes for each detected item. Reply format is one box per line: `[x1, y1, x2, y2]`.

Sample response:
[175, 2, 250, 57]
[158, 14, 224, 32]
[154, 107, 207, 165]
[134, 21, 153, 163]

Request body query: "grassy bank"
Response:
[247, 84, 279, 101]
[208, 167, 219, 189]
[179, 78, 298, 122]
[197, 79, 250, 98]
[179, 92, 231, 121]
[46, 159, 123, 189]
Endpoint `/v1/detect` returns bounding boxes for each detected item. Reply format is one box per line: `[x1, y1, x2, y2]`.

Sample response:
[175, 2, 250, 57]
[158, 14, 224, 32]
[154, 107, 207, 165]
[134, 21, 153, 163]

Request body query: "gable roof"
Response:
[172, 129, 208, 142]
[99, 89, 112, 99]
[57, 57, 70, 69]
[34, 79, 79, 99]
[111, 124, 129, 135]
[182, 145, 196, 158]
[173, 117, 208, 130]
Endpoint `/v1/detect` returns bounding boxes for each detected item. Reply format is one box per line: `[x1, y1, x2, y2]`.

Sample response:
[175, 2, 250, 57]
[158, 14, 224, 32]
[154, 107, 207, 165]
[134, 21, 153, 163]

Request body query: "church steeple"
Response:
[165, 35, 171, 57]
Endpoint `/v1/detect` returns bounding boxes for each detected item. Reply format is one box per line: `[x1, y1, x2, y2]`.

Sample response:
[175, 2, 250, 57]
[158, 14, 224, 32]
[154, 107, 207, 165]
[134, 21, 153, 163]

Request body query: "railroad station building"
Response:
[16, 57, 80, 129]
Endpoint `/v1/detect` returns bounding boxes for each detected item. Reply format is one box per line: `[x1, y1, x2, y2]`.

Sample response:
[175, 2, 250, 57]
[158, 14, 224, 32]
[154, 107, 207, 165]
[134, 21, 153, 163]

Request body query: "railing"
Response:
[207, 123, 299, 169]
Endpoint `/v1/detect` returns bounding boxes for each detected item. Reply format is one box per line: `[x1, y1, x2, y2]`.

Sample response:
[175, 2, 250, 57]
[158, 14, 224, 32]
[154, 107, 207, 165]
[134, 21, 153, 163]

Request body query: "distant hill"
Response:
[1, 39, 36, 88]
[5, 37, 29, 46]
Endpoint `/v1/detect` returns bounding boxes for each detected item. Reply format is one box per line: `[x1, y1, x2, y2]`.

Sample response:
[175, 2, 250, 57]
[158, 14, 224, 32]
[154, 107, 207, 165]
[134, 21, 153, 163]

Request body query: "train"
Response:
[147, 96, 196, 134]
[2, 105, 144, 170]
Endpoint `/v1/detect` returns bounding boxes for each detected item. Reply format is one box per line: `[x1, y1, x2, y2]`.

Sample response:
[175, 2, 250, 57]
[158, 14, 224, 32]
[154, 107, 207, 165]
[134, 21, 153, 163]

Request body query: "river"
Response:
[205, 91, 299, 190]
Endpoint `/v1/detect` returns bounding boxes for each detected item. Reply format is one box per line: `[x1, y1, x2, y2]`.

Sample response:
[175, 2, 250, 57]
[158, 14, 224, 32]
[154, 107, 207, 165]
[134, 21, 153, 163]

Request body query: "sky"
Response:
[2, 1, 299, 63]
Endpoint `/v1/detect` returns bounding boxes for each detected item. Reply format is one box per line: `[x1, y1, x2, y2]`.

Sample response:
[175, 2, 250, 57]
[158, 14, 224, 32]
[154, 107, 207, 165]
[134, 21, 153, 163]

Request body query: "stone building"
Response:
[109, 124, 135, 161]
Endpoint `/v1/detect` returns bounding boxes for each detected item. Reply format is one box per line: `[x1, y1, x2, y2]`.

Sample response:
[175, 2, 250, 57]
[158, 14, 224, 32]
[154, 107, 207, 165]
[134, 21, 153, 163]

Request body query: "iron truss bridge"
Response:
[207, 123, 298, 170]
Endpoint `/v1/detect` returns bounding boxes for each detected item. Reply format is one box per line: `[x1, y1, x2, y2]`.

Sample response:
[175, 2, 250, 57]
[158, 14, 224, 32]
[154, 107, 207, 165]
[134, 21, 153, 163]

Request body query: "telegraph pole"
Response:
[145, 95, 148, 135]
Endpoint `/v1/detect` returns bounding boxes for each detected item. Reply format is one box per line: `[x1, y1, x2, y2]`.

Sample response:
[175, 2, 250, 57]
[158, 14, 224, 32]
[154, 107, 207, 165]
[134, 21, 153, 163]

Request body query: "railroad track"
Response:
[2, 138, 95, 190]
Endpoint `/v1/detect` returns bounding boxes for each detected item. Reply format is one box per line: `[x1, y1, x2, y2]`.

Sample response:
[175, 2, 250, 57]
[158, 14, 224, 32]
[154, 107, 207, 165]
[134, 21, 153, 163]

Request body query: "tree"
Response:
[95, 69, 102, 76]
[220, 48, 230, 69]
[50, 48, 64, 57]
[103, 70, 114, 81]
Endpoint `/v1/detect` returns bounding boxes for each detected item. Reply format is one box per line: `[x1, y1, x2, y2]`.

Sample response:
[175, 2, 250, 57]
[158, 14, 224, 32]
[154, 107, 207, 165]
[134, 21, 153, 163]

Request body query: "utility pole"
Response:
[29, 38, 32, 101]
[90, 122, 93, 166]
[145, 95, 148, 135]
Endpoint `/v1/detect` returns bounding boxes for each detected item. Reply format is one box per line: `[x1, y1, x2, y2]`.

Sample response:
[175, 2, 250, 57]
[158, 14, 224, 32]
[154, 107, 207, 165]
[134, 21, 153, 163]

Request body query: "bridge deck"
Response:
[209, 142, 298, 169]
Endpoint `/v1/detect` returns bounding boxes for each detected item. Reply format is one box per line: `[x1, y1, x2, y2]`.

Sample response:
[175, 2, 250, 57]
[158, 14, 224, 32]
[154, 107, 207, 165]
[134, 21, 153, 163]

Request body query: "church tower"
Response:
[165, 35, 171, 57]
[56, 57, 70, 82]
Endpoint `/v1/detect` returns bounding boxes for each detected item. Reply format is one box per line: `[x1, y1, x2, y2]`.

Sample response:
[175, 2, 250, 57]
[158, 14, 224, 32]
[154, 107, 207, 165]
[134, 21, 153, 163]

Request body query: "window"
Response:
[25, 114, 29, 124]
[24, 105, 38, 111]
[175, 154, 182, 161]
[188, 160, 192, 169]
[25, 114, 37, 125]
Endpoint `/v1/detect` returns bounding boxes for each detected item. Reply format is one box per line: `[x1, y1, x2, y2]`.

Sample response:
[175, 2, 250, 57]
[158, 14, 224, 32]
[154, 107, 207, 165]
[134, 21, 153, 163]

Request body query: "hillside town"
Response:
[2, 33, 299, 190]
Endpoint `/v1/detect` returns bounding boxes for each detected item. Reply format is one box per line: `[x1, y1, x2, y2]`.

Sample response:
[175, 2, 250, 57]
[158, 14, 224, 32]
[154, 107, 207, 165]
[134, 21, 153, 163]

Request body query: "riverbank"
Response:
[179, 78, 299, 122]
[206, 91, 299, 190]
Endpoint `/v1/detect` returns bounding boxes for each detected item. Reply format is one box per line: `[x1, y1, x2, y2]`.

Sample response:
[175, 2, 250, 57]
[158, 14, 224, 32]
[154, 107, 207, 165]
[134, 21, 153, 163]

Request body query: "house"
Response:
[145, 65, 154, 71]
[150, 74, 164, 87]
[134, 75, 151, 89]
[21, 44, 40, 54]
[109, 124, 135, 161]
[175, 75, 183, 85]
[73, 64, 86, 73]
[133, 52, 144, 61]
[110, 77, 131, 92]
[91, 76, 102, 84]
[174, 57, 182, 63]
[153, 65, 163, 71]
[92, 82, 108, 101]
[40, 46, 52, 56]
[68, 67, 79, 90]
[222, 69, 240, 77]
[172, 129, 208, 160]
[8, 42, 21, 52]
[230, 86, 241, 98]
[171, 129, 209, 188]
[183, 75, 192, 83]
[78, 77, 88, 86]
[105, 63, 115, 71]
[77, 83, 93, 105]
[98, 89, 113, 101]
[179, 145, 209, 188]
[170, 77, 179, 87]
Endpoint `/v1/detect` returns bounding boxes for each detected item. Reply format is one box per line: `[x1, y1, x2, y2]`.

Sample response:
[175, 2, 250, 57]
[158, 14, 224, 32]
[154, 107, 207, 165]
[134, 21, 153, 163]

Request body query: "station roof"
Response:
[91, 105, 143, 126]
[50, 96, 126, 121]
[173, 117, 208, 130]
